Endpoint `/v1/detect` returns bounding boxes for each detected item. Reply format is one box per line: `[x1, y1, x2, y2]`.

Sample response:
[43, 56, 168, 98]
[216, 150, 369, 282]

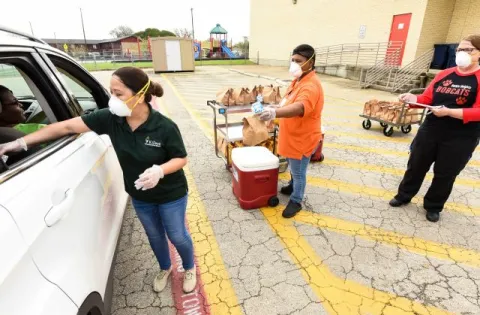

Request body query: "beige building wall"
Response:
[415, 0, 456, 57]
[446, 0, 480, 43]
[250, 0, 429, 66]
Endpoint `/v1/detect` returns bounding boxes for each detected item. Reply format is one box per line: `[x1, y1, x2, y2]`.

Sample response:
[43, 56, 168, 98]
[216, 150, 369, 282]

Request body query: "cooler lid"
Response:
[231, 146, 279, 172]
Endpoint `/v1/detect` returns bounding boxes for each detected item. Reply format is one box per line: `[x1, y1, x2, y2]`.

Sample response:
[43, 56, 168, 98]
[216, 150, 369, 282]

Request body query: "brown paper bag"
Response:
[247, 85, 260, 103]
[262, 85, 282, 104]
[216, 88, 235, 106]
[217, 136, 227, 155]
[363, 99, 378, 116]
[232, 88, 250, 105]
[242, 116, 269, 146]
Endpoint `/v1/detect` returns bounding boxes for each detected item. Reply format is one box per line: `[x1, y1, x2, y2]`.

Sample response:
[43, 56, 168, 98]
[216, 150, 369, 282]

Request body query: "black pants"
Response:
[395, 129, 479, 213]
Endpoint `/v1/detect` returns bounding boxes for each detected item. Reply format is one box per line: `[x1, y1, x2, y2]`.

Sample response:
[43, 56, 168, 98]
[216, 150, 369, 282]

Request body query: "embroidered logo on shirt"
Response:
[145, 136, 162, 148]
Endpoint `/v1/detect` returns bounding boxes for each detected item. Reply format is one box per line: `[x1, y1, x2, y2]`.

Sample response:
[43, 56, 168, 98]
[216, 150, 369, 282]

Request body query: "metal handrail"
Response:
[315, 42, 403, 68]
[392, 48, 434, 92]
[361, 49, 402, 88]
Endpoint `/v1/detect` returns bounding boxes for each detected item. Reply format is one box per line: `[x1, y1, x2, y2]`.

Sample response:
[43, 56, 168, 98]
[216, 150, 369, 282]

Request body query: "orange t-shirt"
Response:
[278, 71, 324, 160]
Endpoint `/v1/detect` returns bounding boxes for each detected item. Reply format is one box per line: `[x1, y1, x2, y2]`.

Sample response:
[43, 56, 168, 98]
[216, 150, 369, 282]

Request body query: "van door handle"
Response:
[44, 189, 75, 227]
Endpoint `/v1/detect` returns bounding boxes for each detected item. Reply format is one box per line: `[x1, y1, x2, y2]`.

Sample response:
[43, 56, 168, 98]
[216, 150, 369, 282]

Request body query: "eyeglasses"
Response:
[456, 48, 478, 53]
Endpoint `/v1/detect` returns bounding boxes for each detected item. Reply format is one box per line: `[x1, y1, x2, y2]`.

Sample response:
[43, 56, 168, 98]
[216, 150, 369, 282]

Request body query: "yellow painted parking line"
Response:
[162, 75, 216, 138]
[261, 206, 453, 315]
[325, 142, 480, 167]
[294, 210, 480, 268]
[328, 128, 480, 153]
[163, 74, 455, 314]
[184, 170, 242, 315]
[279, 173, 480, 216]
[158, 96, 242, 315]
[328, 130, 414, 144]
[321, 158, 480, 188]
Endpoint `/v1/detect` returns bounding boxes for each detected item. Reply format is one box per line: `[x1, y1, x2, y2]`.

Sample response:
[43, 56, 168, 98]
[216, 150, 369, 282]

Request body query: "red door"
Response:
[386, 13, 412, 66]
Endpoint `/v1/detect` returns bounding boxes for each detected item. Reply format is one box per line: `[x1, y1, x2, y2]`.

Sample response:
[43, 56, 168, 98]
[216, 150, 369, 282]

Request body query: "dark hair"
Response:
[0, 85, 12, 109]
[293, 44, 316, 70]
[113, 67, 163, 102]
[463, 34, 480, 51]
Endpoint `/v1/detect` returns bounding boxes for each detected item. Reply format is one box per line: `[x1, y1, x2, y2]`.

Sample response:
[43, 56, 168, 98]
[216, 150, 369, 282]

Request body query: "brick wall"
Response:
[415, 0, 456, 58]
[249, 0, 429, 67]
[446, 0, 480, 43]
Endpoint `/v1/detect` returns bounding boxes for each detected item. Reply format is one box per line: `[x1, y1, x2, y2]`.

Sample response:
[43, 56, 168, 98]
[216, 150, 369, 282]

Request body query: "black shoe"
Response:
[389, 198, 410, 207]
[426, 212, 440, 222]
[282, 201, 302, 218]
[280, 183, 293, 196]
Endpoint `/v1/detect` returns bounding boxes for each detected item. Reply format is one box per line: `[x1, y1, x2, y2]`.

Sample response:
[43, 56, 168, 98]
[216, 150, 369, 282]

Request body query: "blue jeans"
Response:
[287, 155, 312, 204]
[131, 195, 194, 271]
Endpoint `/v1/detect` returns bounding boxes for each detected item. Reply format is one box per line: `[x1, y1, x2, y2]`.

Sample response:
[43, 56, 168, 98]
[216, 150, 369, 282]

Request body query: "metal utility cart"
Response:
[359, 103, 427, 137]
[359, 89, 428, 137]
[207, 100, 279, 170]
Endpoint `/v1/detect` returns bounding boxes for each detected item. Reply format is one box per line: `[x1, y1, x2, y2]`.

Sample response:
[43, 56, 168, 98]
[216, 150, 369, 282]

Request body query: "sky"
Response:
[2, 0, 250, 43]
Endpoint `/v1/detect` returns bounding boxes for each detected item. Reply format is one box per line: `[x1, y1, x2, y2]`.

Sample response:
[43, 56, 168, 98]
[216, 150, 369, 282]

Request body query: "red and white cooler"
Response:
[231, 146, 280, 210]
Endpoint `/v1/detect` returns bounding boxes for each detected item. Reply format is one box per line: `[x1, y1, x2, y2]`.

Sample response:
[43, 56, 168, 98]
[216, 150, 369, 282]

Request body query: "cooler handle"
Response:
[255, 175, 270, 183]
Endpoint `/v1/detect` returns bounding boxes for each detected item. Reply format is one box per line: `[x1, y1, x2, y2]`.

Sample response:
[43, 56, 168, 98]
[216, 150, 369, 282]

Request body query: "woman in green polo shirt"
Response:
[0, 67, 197, 294]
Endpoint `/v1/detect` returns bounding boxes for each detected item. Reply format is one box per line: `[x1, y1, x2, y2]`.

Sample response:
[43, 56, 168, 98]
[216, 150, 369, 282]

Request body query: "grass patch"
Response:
[82, 59, 254, 71]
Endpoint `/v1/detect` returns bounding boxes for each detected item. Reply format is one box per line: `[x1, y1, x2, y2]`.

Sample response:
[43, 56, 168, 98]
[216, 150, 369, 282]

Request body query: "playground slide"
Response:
[194, 42, 201, 59]
[221, 44, 236, 58]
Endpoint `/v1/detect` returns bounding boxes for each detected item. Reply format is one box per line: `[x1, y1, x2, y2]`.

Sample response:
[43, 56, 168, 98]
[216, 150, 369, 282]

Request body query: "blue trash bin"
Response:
[431, 44, 449, 69]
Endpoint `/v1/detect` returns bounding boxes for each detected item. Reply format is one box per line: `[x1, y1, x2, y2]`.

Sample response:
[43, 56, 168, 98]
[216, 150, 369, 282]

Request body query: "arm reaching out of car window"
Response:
[0, 117, 90, 156]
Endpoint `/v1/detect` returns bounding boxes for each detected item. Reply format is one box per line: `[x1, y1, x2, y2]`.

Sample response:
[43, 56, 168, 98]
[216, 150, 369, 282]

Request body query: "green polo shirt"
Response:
[81, 107, 188, 204]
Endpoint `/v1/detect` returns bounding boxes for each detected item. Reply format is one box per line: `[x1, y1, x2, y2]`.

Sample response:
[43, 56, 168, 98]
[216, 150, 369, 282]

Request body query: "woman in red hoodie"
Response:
[390, 34, 480, 222]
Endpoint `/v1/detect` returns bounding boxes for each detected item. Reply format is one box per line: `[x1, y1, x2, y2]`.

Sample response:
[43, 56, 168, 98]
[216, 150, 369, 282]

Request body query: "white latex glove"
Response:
[0, 138, 27, 156]
[398, 93, 417, 104]
[134, 165, 165, 190]
[259, 107, 277, 121]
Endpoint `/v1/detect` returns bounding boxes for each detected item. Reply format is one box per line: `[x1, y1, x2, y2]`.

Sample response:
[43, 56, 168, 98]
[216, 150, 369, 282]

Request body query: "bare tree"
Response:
[109, 25, 134, 38]
[173, 28, 192, 39]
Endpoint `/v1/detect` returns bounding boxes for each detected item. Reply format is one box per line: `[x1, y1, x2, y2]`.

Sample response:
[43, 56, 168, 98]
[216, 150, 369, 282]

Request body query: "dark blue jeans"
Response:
[131, 194, 194, 270]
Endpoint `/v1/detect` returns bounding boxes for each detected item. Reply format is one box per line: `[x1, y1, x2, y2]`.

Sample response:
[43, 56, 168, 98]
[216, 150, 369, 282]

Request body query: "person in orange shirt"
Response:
[260, 44, 324, 218]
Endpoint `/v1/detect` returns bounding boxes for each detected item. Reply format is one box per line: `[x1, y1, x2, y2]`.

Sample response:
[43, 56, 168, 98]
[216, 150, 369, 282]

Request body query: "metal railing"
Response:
[360, 48, 403, 89]
[315, 42, 403, 68]
[391, 48, 434, 92]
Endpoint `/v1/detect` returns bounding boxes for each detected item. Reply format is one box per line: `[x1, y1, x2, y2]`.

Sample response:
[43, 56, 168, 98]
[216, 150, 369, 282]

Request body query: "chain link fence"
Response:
[68, 49, 252, 71]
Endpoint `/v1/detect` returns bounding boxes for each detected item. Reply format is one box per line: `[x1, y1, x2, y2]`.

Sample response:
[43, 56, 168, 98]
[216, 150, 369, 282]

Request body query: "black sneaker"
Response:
[280, 183, 293, 196]
[389, 198, 410, 207]
[426, 212, 440, 222]
[282, 201, 302, 218]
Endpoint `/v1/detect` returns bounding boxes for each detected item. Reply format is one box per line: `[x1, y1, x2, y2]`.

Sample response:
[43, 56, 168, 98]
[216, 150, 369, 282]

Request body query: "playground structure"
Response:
[209, 24, 235, 58]
[191, 24, 236, 59]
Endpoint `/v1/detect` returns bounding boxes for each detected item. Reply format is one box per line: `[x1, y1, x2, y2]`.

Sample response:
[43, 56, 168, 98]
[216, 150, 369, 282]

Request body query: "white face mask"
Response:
[289, 54, 315, 78]
[108, 95, 132, 117]
[456, 51, 473, 68]
[289, 62, 303, 78]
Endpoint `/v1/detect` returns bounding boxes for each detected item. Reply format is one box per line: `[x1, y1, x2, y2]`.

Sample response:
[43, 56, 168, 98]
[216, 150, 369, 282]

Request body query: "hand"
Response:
[259, 107, 277, 121]
[431, 106, 450, 117]
[134, 165, 165, 190]
[398, 93, 417, 104]
[0, 138, 27, 156]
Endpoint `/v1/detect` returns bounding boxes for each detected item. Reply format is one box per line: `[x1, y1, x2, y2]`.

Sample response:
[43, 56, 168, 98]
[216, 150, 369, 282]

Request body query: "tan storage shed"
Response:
[151, 37, 195, 73]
